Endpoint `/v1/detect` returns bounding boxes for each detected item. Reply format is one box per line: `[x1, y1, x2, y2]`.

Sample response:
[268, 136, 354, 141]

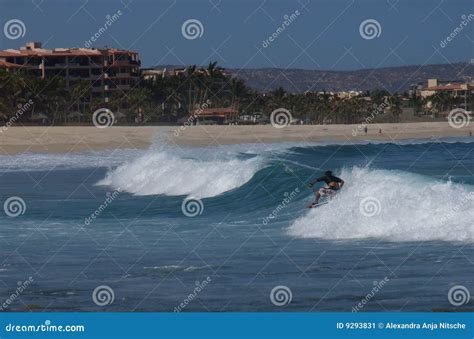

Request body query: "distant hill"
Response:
[227, 62, 474, 94]
[150, 62, 474, 94]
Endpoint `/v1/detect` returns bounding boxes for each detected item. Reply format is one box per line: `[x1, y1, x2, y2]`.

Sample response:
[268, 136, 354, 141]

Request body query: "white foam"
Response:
[288, 167, 474, 242]
[97, 149, 264, 198]
[2, 137, 472, 172]
[0, 149, 140, 172]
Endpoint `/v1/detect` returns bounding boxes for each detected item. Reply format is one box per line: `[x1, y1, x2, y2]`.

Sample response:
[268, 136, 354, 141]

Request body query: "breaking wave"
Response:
[97, 148, 264, 198]
[288, 167, 474, 242]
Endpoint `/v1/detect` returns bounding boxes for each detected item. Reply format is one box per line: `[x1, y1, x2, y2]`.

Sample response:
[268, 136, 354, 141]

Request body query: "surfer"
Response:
[308, 170, 344, 205]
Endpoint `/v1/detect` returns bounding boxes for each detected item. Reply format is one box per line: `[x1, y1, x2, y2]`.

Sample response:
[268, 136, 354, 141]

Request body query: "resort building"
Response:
[0, 42, 140, 101]
[142, 68, 167, 81]
[196, 107, 239, 124]
[238, 112, 268, 125]
[336, 90, 364, 99]
[0, 60, 24, 72]
[141, 66, 229, 82]
[414, 78, 474, 111]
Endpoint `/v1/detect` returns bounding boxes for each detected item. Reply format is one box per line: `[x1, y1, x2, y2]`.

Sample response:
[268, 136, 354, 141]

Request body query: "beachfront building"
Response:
[141, 66, 229, 82]
[0, 60, 24, 73]
[0, 42, 140, 102]
[142, 68, 167, 81]
[196, 108, 239, 125]
[414, 78, 474, 112]
[238, 112, 269, 125]
[336, 90, 364, 99]
[141, 67, 190, 81]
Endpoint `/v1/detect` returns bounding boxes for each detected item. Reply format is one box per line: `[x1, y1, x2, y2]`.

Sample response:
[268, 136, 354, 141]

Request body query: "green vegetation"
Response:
[0, 62, 467, 126]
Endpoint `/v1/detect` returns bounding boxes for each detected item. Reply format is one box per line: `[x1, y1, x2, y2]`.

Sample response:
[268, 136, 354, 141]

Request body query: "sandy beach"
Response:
[0, 122, 472, 155]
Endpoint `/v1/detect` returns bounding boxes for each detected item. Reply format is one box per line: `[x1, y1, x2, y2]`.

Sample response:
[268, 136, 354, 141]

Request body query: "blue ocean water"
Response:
[0, 138, 473, 312]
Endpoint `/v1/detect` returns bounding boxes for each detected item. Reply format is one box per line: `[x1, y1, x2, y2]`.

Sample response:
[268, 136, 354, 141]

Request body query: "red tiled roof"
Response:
[103, 49, 139, 55]
[0, 51, 19, 57]
[428, 84, 473, 91]
[0, 49, 101, 57]
[200, 108, 238, 114]
[198, 108, 239, 117]
[0, 47, 138, 58]
[0, 60, 24, 68]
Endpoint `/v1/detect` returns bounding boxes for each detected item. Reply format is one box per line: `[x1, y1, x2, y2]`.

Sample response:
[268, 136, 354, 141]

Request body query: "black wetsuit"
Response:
[315, 175, 343, 189]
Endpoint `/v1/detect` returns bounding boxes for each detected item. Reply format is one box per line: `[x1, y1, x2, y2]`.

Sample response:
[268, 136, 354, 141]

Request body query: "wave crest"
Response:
[97, 150, 263, 198]
[288, 167, 474, 242]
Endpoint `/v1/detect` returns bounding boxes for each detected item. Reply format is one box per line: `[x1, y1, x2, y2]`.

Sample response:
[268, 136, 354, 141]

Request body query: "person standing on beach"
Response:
[364, 126, 368, 134]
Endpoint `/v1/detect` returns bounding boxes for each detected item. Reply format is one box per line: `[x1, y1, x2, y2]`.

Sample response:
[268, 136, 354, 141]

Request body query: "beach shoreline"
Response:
[0, 122, 472, 155]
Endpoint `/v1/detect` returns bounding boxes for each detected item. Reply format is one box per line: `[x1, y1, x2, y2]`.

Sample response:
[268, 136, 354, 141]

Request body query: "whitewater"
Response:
[288, 167, 474, 242]
[90, 139, 474, 243]
[97, 149, 264, 198]
[1, 139, 473, 311]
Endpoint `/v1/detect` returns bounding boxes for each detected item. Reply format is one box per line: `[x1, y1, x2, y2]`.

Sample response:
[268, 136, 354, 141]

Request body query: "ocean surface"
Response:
[0, 138, 473, 312]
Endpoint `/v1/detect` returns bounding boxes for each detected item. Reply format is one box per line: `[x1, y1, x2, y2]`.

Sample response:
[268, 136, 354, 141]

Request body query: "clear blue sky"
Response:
[0, 0, 472, 70]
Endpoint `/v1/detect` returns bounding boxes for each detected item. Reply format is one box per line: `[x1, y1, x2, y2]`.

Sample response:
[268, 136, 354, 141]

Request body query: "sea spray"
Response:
[97, 149, 264, 198]
[288, 167, 474, 243]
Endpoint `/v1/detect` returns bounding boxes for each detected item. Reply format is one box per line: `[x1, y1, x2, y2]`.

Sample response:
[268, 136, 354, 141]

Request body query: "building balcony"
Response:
[105, 85, 131, 91]
[68, 75, 90, 79]
[112, 60, 133, 66]
[116, 84, 131, 90]
[108, 72, 140, 78]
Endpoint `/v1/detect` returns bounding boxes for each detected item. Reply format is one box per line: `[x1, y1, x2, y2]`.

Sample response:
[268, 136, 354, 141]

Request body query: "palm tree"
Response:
[427, 92, 455, 116]
[0, 70, 22, 116]
[390, 96, 403, 122]
[69, 80, 91, 123]
[229, 78, 247, 108]
[127, 87, 152, 123]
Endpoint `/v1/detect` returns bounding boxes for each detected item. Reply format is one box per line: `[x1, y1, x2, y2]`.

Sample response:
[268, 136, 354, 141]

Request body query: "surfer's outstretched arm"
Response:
[308, 176, 324, 187]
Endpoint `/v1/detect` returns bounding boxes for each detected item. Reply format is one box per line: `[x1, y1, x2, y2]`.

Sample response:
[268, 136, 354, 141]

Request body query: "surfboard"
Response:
[307, 201, 329, 208]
